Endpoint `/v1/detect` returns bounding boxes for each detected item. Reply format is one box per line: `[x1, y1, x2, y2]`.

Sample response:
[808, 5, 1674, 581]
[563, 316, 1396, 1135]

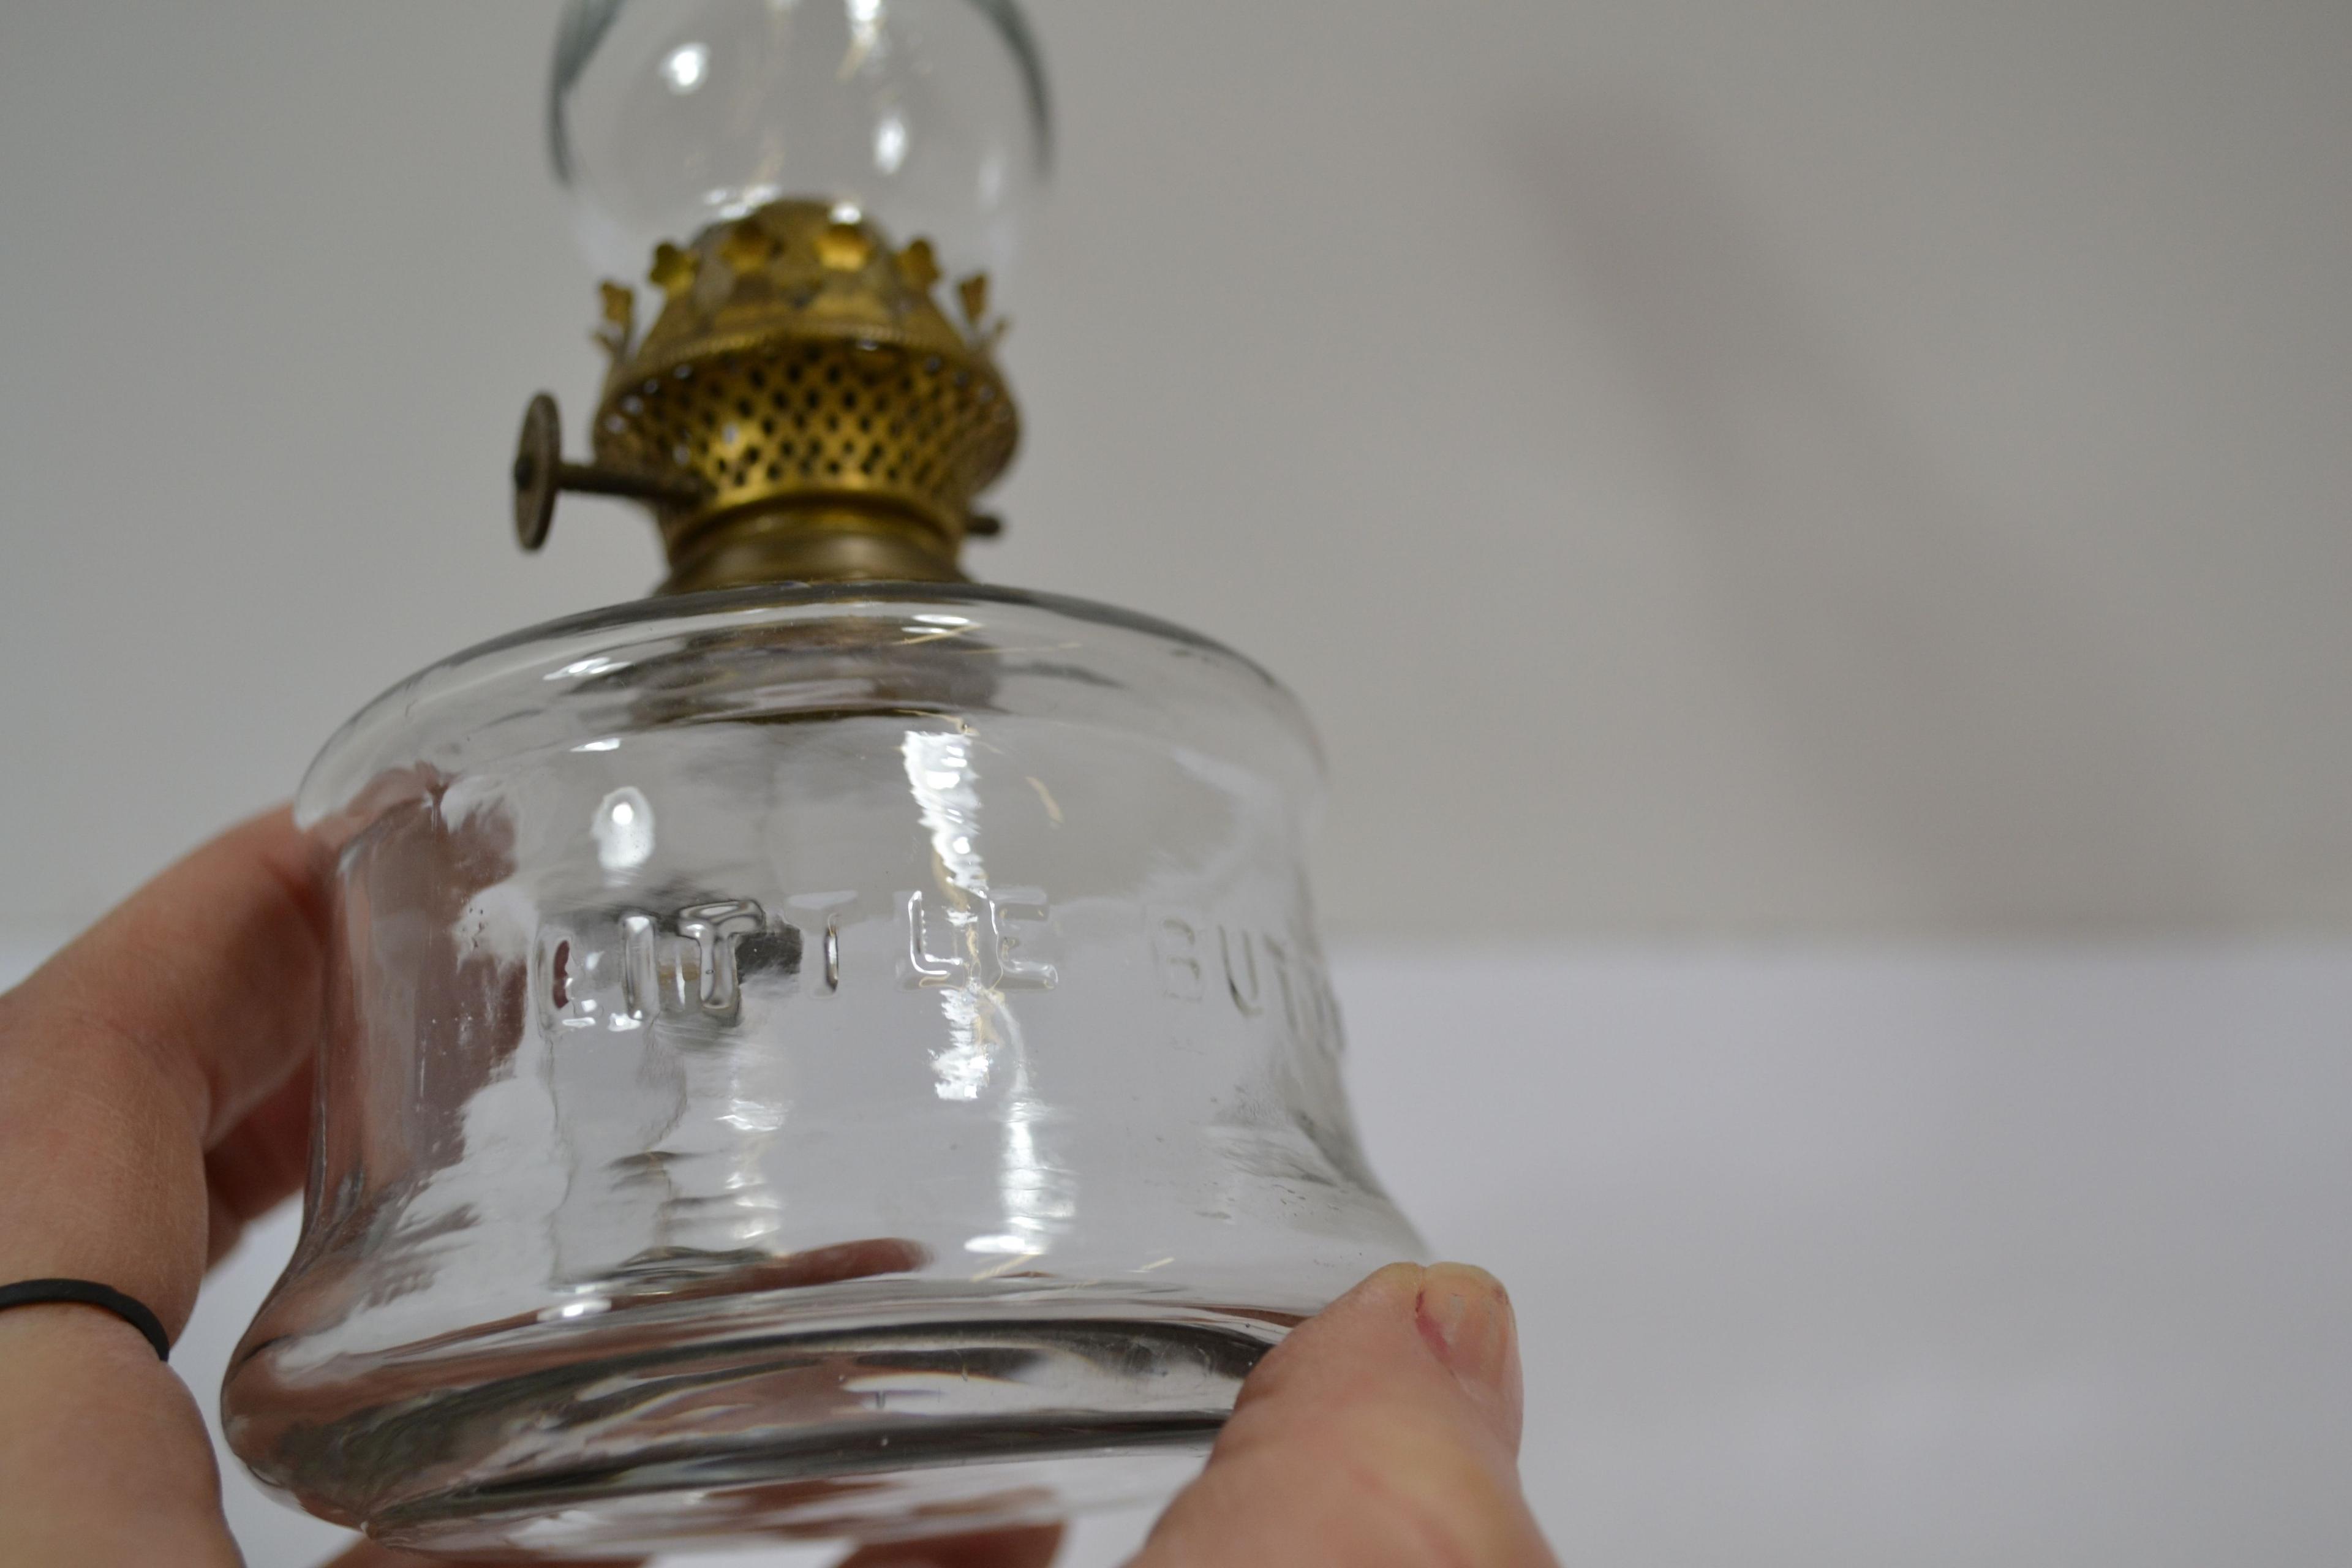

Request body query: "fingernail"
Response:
[1415, 1263, 1521, 1438]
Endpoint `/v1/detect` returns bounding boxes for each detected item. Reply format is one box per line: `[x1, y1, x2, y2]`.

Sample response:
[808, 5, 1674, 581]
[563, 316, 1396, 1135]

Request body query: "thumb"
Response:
[1136, 1263, 1556, 1567]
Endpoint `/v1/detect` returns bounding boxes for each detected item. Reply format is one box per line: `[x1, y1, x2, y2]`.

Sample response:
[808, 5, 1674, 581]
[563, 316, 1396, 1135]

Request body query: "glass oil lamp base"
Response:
[222, 586, 1420, 1550]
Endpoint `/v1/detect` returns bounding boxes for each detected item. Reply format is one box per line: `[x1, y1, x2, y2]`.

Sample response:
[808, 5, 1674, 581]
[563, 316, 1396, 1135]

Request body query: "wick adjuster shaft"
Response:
[513, 391, 707, 551]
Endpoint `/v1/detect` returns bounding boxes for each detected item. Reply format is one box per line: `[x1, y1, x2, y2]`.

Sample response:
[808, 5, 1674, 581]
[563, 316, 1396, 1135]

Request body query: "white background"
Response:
[2, 0, 2349, 941]
[9, 938, 2348, 1567]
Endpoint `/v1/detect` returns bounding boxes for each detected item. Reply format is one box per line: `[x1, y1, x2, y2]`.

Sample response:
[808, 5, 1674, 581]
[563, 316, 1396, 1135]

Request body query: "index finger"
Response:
[0, 806, 329, 1334]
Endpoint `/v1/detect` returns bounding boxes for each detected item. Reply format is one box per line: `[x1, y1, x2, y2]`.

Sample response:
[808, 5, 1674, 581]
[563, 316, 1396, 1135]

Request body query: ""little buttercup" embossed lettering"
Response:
[1149, 910, 1343, 1047]
[533, 888, 1061, 1036]
[532, 894, 1338, 1049]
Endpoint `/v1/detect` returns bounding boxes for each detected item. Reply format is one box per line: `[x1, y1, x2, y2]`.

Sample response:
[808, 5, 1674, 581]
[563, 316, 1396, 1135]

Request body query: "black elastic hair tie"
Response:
[0, 1278, 170, 1360]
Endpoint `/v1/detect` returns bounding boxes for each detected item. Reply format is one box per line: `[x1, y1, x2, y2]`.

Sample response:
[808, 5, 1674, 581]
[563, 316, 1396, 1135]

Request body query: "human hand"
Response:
[0, 811, 1555, 1566]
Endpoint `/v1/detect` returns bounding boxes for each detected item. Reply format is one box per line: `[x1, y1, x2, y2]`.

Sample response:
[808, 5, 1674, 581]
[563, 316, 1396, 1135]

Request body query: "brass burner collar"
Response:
[512, 199, 1019, 591]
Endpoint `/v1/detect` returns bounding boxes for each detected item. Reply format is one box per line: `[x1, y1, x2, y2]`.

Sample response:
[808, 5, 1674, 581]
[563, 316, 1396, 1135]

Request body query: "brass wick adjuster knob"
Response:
[511, 391, 709, 552]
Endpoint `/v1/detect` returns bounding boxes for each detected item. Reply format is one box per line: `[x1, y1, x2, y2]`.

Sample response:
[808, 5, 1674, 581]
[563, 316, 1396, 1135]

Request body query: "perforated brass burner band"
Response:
[513, 199, 1018, 592]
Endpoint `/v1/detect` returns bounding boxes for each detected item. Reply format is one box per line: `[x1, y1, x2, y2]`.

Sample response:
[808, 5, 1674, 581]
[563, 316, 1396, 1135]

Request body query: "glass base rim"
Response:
[230, 1303, 1298, 1552]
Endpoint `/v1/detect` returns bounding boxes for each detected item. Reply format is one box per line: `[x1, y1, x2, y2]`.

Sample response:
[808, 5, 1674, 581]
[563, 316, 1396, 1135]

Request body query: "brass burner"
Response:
[513, 200, 1017, 591]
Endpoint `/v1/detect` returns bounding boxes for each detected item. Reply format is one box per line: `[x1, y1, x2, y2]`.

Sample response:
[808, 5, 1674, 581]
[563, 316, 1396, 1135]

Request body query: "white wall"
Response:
[2, 0, 2348, 940]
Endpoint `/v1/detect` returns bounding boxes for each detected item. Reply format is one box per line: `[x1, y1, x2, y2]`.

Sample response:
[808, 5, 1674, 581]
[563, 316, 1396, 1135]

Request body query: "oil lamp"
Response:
[222, 1, 1420, 1553]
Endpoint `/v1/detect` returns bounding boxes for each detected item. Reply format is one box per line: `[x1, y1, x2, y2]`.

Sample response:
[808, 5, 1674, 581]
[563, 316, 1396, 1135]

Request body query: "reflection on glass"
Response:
[593, 785, 655, 875]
